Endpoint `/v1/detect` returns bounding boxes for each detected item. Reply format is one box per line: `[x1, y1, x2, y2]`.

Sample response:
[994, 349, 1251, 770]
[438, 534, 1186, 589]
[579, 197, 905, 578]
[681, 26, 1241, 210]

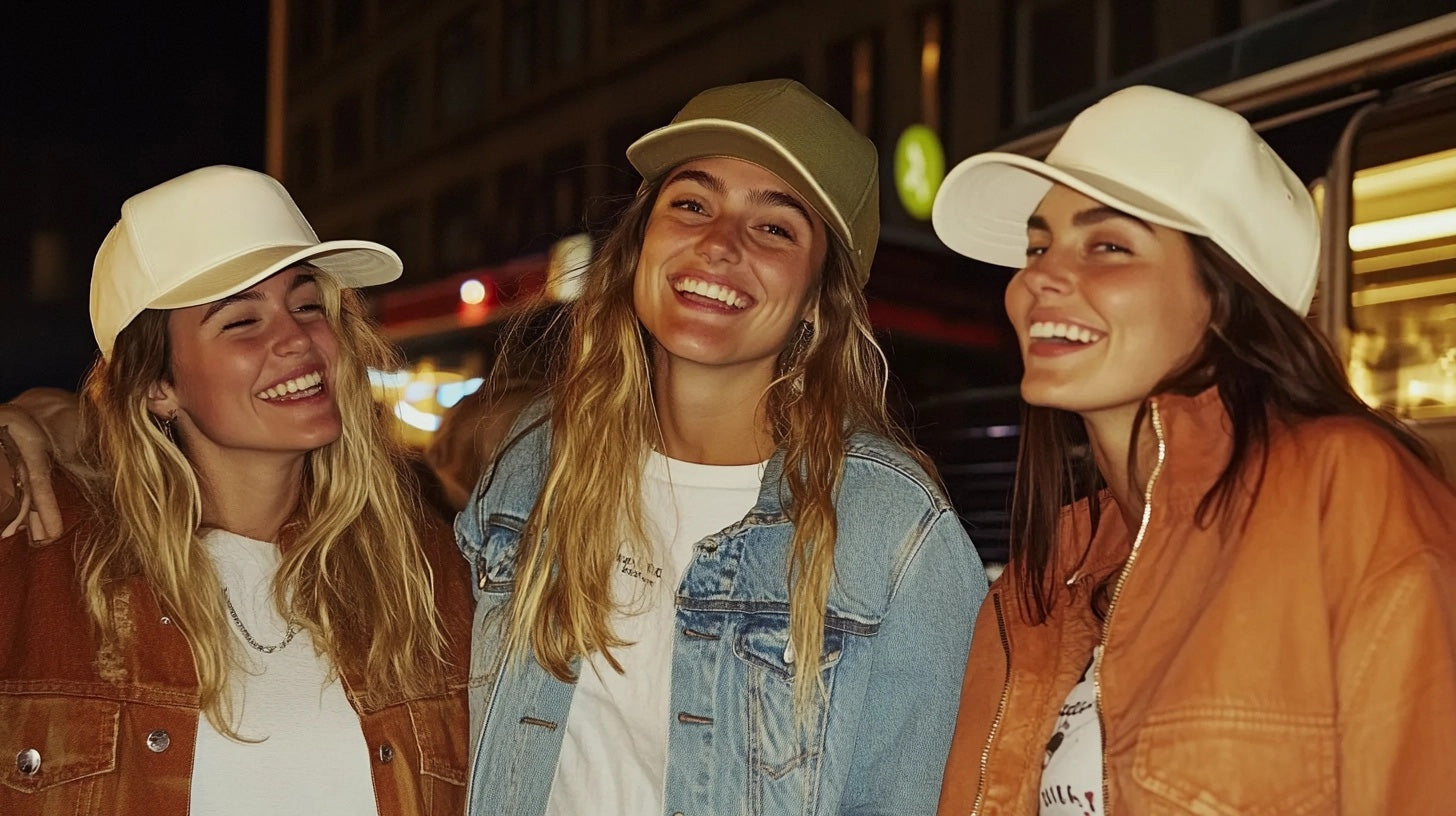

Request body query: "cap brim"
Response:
[931, 152, 1205, 267]
[627, 119, 856, 257]
[148, 239, 402, 309]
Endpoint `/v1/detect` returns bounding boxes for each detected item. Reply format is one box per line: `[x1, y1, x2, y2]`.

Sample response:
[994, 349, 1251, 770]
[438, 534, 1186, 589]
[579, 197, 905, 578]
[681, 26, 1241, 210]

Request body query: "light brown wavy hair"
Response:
[503, 177, 926, 714]
[74, 269, 445, 737]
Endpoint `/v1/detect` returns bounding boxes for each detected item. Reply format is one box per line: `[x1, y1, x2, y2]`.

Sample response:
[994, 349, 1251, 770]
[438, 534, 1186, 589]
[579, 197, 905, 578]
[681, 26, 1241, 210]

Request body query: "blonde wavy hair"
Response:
[505, 179, 926, 713]
[74, 270, 445, 737]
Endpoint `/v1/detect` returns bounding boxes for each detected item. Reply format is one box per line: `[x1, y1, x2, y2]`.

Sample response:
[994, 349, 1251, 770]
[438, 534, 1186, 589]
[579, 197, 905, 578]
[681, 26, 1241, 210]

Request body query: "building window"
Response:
[288, 0, 323, 71]
[288, 121, 321, 188]
[377, 204, 424, 273]
[332, 0, 364, 43]
[503, 0, 537, 94]
[553, 0, 588, 69]
[920, 7, 949, 135]
[546, 144, 587, 235]
[825, 31, 879, 136]
[1013, 0, 1252, 123]
[377, 57, 422, 155]
[435, 181, 484, 274]
[437, 10, 487, 125]
[332, 94, 363, 170]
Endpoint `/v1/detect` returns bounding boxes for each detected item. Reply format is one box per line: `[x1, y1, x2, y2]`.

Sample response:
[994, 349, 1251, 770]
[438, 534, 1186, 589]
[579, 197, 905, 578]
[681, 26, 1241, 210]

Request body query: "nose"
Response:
[695, 217, 742, 265]
[1017, 246, 1076, 296]
[270, 313, 314, 356]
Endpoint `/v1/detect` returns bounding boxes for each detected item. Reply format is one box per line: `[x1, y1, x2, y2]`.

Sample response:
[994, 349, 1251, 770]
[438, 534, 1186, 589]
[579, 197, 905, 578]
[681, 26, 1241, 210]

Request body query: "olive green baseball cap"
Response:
[627, 79, 880, 285]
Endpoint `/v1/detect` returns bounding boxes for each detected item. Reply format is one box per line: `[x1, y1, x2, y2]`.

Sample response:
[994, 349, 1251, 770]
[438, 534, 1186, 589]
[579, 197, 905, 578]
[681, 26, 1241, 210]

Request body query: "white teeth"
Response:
[256, 371, 324, 401]
[1028, 321, 1103, 344]
[673, 277, 746, 309]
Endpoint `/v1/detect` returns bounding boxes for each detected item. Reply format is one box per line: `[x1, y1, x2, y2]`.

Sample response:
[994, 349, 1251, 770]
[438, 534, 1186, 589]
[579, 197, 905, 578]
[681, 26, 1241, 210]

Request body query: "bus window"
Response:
[1345, 104, 1456, 420]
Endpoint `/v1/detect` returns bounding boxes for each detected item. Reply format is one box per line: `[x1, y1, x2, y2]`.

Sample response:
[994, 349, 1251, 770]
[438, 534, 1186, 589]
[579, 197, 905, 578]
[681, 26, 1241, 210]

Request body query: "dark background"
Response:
[1, 5, 269, 397]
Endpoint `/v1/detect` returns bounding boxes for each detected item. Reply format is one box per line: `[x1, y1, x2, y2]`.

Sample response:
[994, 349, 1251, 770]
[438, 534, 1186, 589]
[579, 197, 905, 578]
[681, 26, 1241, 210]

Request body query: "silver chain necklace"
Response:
[223, 588, 300, 654]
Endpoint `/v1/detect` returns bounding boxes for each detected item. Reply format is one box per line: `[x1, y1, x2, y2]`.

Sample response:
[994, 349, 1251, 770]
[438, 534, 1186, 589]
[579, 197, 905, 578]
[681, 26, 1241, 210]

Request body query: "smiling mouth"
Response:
[256, 370, 325, 402]
[1028, 321, 1105, 345]
[673, 276, 749, 309]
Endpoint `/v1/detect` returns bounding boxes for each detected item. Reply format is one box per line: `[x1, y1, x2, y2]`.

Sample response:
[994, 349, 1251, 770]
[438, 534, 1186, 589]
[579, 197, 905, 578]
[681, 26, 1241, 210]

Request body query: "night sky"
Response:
[1, 4, 269, 397]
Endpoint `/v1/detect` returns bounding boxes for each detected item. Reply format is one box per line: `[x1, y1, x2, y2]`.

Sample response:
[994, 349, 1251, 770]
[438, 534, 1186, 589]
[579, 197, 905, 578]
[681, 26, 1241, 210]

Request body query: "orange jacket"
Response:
[939, 388, 1456, 815]
[0, 474, 474, 816]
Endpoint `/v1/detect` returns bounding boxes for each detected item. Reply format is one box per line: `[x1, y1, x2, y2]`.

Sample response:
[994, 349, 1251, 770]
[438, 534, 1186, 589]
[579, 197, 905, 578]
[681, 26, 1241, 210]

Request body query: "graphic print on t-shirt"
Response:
[617, 552, 665, 587]
[1039, 647, 1103, 816]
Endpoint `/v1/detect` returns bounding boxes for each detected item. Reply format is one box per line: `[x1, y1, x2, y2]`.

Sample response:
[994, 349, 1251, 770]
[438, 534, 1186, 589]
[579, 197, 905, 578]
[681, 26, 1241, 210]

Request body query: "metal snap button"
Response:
[16, 748, 41, 775]
[160, 616, 172, 625]
[146, 729, 171, 753]
[378, 743, 395, 763]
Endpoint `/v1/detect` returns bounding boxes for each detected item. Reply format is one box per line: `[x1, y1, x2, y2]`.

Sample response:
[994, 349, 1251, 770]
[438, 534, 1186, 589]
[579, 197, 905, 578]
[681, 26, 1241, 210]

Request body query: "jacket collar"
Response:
[1054, 387, 1235, 583]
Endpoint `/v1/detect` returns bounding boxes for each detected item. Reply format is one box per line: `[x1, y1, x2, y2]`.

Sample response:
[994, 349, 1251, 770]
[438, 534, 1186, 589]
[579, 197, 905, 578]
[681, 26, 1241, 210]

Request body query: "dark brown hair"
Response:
[1008, 236, 1441, 623]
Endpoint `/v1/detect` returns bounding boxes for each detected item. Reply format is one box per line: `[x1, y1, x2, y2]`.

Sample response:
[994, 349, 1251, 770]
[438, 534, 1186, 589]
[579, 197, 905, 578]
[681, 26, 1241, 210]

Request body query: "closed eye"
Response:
[221, 318, 258, 331]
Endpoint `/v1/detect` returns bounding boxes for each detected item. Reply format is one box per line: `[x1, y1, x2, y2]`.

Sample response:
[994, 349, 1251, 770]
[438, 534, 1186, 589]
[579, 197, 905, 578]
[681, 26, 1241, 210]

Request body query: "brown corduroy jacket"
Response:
[0, 474, 474, 816]
[938, 388, 1456, 816]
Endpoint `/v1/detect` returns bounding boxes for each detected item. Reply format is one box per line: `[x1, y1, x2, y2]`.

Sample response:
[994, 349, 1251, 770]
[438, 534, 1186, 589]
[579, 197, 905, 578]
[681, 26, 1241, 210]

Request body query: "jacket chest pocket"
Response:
[733, 617, 851, 779]
[1, 696, 119, 812]
[1131, 708, 1337, 816]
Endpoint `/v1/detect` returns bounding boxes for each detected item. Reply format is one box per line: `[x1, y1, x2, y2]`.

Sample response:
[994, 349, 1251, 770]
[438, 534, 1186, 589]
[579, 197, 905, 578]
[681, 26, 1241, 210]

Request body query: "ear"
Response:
[146, 380, 179, 423]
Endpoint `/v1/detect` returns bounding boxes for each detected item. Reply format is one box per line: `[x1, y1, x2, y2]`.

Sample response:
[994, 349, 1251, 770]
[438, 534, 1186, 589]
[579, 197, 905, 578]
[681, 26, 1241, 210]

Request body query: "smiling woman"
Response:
[0, 166, 473, 816]
[458, 80, 986, 816]
[932, 85, 1456, 816]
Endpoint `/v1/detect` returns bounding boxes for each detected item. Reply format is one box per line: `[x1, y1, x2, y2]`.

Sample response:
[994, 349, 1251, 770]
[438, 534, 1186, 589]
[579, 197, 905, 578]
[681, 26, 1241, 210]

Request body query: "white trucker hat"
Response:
[931, 85, 1320, 313]
[91, 165, 402, 358]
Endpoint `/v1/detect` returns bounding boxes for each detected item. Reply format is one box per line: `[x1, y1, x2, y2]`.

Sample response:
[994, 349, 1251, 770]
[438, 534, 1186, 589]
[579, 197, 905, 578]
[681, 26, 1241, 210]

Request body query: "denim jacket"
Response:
[456, 418, 988, 816]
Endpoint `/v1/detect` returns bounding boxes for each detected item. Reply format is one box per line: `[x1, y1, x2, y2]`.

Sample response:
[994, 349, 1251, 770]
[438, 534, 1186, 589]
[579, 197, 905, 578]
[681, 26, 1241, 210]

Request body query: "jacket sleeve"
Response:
[1322, 434, 1456, 814]
[840, 507, 988, 816]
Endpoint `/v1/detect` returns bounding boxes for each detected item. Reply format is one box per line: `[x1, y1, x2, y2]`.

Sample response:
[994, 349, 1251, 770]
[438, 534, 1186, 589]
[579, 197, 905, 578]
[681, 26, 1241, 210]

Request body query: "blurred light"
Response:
[438, 377, 485, 408]
[460, 279, 487, 305]
[1349, 207, 1456, 252]
[394, 401, 441, 432]
[368, 369, 411, 388]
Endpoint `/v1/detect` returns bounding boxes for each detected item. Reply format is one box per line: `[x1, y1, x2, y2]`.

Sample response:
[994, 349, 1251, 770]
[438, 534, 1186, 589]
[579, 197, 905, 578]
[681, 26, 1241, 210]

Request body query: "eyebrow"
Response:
[199, 271, 319, 324]
[663, 168, 815, 226]
[1027, 207, 1155, 233]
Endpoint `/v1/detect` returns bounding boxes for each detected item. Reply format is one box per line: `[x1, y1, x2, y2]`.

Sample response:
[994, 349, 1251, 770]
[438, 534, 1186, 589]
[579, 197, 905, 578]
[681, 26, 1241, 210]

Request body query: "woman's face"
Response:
[150, 266, 343, 464]
[633, 156, 827, 381]
[1005, 185, 1211, 427]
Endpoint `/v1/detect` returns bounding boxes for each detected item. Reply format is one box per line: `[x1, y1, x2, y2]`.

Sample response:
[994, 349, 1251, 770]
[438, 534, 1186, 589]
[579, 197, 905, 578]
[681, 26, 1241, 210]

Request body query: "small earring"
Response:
[159, 409, 177, 443]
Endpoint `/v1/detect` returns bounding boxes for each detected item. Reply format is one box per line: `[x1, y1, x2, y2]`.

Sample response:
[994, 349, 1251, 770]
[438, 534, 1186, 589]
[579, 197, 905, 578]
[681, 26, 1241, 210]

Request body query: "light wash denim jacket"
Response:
[455, 417, 987, 816]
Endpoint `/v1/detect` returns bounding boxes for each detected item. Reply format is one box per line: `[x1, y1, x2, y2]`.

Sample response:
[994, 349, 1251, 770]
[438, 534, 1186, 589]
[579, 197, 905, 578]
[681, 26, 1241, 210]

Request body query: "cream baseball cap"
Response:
[931, 85, 1320, 313]
[90, 165, 402, 358]
[627, 79, 880, 285]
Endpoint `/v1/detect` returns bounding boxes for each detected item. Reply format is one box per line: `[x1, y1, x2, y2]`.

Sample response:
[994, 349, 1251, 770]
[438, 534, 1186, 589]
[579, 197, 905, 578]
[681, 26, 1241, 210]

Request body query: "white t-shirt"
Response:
[190, 529, 379, 816]
[1039, 646, 1104, 815]
[544, 451, 763, 816]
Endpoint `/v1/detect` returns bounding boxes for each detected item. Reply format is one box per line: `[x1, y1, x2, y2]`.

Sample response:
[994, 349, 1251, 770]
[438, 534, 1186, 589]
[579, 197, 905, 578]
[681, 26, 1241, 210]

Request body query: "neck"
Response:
[651, 354, 776, 465]
[1082, 402, 1161, 532]
[191, 449, 307, 543]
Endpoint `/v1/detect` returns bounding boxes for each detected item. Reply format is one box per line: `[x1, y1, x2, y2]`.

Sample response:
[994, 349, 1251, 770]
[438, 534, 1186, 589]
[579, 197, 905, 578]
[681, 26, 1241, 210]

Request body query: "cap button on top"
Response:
[146, 729, 171, 753]
[16, 748, 41, 775]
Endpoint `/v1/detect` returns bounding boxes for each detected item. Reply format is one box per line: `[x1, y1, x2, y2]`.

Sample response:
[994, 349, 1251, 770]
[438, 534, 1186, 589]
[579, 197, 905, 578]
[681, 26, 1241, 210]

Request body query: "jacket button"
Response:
[378, 743, 395, 763]
[146, 730, 171, 753]
[16, 748, 41, 775]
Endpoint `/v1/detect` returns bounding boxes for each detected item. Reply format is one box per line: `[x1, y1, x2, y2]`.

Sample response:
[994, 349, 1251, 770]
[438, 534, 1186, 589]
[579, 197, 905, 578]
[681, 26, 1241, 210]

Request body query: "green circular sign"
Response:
[894, 124, 946, 221]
